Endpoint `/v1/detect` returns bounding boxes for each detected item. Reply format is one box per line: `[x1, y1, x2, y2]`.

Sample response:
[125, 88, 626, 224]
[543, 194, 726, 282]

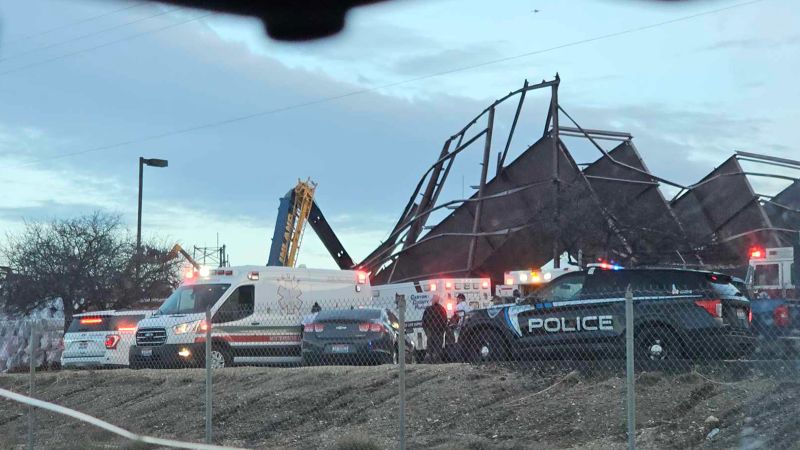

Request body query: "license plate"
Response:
[141, 348, 153, 357]
[330, 344, 350, 353]
[736, 309, 746, 319]
[78, 342, 88, 349]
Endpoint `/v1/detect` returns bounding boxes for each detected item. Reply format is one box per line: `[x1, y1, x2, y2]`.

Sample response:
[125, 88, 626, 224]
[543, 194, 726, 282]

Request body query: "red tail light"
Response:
[481, 280, 490, 289]
[748, 308, 753, 323]
[774, 305, 791, 327]
[694, 299, 722, 318]
[358, 323, 384, 333]
[104, 334, 120, 349]
[304, 323, 325, 333]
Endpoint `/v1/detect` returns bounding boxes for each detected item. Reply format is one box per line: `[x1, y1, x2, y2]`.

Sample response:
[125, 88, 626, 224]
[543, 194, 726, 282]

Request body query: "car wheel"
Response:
[635, 327, 680, 363]
[209, 345, 232, 369]
[469, 329, 508, 363]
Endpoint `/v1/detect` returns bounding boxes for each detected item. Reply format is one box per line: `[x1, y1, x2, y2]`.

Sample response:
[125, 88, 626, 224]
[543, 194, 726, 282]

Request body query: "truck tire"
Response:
[469, 329, 509, 363]
[209, 345, 233, 369]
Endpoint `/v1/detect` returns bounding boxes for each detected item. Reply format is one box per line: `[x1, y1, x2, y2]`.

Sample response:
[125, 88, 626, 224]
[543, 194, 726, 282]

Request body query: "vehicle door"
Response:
[514, 273, 590, 352]
[212, 285, 256, 359]
[753, 262, 782, 294]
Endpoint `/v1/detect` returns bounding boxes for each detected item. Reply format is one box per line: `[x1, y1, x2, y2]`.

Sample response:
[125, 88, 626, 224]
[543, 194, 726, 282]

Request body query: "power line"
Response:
[0, 7, 182, 64]
[12, 0, 767, 168]
[0, 11, 214, 77]
[2, 3, 144, 45]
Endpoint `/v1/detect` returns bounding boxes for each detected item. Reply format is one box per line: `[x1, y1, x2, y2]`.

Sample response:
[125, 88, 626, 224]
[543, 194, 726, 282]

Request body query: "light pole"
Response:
[137, 157, 168, 257]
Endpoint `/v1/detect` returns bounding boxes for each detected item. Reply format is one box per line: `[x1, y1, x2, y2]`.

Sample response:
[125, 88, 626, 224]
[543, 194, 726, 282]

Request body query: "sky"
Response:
[0, 0, 798, 269]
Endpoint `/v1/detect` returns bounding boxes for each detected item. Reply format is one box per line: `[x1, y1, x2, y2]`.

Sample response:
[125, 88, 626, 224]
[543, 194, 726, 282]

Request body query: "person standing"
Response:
[422, 295, 447, 363]
[454, 293, 472, 321]
[301, 302, 322, 328]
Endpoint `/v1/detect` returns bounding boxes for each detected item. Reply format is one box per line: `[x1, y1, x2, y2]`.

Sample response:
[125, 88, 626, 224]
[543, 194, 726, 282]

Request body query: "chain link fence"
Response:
[1, 271, 798, 449]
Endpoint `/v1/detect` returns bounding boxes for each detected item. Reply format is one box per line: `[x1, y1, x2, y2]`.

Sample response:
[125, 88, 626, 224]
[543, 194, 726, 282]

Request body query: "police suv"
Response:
[459, 267, 755, 362]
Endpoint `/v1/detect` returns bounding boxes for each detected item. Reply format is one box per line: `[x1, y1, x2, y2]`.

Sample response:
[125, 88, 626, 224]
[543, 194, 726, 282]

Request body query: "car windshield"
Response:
[157, 284, 231, 315]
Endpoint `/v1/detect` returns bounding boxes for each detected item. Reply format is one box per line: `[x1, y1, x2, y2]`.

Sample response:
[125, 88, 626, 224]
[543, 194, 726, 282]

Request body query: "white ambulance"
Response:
[129, 265, 372, 369]
[746, 246, 796, 298]
[495, 266, 580, 300]
[372, 278, 492, 358]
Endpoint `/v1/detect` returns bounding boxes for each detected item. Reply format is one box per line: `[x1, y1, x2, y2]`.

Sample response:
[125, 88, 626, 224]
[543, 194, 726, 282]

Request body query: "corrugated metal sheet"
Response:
[373, 135, 583, 284]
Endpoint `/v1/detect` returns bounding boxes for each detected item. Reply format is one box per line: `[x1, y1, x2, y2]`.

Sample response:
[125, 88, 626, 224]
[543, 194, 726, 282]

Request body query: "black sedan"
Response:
[302, 308, 415, 365]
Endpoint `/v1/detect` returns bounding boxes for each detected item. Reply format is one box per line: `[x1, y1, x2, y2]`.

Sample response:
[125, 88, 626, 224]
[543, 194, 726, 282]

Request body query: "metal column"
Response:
[466, 107, 495, 272]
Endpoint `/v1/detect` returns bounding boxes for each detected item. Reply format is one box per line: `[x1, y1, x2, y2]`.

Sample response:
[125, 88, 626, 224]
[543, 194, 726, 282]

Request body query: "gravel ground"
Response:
[0, 362, 798, 449]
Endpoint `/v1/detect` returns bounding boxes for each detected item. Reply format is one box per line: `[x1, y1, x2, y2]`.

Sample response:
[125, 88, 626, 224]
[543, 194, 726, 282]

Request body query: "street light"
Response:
[137, 157, 168, 255]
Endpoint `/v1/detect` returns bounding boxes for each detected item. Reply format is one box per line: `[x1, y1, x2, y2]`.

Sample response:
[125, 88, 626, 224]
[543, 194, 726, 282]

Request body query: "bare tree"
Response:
[0, 211, 182, 329]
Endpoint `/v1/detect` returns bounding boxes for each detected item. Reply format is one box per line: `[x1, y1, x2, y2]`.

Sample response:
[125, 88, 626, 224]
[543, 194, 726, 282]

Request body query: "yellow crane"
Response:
[278, 178, 317, 267]
[167, 244, 201, 270]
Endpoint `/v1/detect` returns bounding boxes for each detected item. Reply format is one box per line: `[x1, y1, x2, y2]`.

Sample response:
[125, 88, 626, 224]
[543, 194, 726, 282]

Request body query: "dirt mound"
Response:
[0, 363, 798, 449]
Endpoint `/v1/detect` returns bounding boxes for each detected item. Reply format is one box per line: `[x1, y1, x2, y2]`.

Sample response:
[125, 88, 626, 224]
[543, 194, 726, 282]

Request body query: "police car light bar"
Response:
[588, 261, 622, 270]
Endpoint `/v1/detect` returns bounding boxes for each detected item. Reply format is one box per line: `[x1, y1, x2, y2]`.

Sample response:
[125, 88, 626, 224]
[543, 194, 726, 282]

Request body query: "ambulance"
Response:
[371, 278, 492, 358]
[746, 246, 797, 299]
[496, 266, 581, 300]
[129, 265, 372, 368]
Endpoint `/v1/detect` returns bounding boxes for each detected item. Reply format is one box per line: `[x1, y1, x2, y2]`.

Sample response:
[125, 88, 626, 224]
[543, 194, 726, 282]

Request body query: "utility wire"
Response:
[2, 3, 144, 45]
[0, 7, 182, 63]
[0, 11, 214, 77]
[10, 0, 766, 168]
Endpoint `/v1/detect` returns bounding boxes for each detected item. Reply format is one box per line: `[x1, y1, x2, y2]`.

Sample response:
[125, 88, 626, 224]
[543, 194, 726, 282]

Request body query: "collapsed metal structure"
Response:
[350, 76, 800, 283]
[347, 76, 800, 284]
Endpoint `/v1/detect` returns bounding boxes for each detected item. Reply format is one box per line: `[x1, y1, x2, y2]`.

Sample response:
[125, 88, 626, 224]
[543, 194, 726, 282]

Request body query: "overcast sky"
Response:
[0, 0, 798, 269]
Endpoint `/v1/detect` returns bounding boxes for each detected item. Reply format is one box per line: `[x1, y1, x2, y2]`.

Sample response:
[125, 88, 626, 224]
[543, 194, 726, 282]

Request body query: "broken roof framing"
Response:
[356, 77, 800, 283]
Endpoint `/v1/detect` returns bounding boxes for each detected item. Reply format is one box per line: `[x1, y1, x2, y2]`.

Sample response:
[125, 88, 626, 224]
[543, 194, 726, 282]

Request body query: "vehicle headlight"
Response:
[173, 320, 202, 335]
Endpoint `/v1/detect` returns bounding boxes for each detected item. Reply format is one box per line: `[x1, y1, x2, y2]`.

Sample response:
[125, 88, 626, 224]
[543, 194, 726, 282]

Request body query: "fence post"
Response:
[625, 285, 636, 450]
[396, 294, 406, 450]
[27, 324, 36, 450]
[205, 309, 212, 444]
